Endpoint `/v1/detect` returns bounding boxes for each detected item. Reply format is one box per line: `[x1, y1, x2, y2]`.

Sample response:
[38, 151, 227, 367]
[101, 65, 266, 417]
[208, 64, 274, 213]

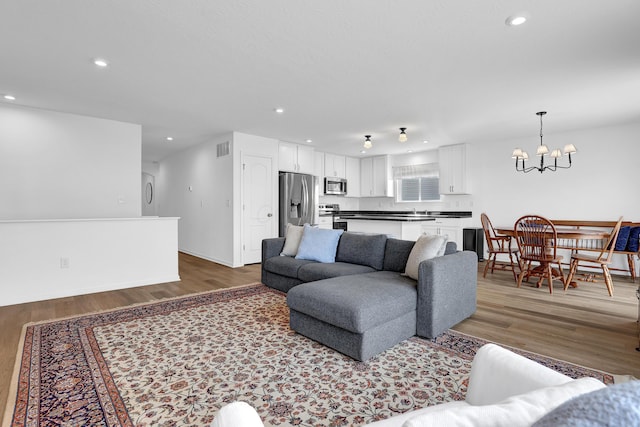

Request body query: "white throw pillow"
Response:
[211, 401, 264, 427]
[404, 234, 448, 280]
[401, 377, 605, 427]
[280, 223, 305, 256]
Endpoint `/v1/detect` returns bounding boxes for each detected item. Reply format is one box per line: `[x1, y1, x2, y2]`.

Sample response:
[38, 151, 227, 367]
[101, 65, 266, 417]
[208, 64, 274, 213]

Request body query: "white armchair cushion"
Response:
[211, 401, 264, 427]
[401, 377, 605, 427]
[466, 343, 573, 406]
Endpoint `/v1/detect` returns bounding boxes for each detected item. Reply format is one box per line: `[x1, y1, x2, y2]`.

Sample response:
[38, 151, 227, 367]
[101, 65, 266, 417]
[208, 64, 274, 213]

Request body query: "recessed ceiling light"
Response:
[166, 137, 174, 141]
[423, 140, 429, 144]
[360, 150, 366, 154]
[93, 58, 109, 67]
[305, 139, 312, 143]
[3, 94, 16, 101]
[407, 150, 413, 153]
[506, 15, 527, 26]
[274, 108, 284, 114]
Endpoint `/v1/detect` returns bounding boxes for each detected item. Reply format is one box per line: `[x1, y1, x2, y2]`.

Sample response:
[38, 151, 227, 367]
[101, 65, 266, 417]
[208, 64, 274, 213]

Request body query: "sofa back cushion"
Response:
[335, 232, 387, 270]
[383, 238, 416, 272]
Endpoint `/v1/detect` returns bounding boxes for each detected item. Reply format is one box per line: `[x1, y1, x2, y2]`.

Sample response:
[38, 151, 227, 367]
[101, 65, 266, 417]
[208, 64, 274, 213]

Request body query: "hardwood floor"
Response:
[1, 253, 638, 421]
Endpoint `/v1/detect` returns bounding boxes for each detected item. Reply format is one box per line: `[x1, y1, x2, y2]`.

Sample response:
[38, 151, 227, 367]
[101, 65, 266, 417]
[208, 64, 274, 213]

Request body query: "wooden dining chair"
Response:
[514, 215, 565, 294]
[480, 213, 519, 281]
[564, 217, 623, 297]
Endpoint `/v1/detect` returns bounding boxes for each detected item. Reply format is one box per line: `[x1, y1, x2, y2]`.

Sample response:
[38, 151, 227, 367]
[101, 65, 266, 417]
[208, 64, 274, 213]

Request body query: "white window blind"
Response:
[393, 163, 440, 202]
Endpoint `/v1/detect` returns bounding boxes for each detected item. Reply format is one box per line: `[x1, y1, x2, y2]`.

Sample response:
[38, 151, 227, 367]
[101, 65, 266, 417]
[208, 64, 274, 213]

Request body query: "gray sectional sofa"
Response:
[261, 232, 478, 361]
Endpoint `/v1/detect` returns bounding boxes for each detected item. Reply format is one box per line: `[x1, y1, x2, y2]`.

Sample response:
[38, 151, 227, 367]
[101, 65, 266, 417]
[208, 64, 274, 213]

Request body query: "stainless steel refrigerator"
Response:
[279, 172, 317, 236]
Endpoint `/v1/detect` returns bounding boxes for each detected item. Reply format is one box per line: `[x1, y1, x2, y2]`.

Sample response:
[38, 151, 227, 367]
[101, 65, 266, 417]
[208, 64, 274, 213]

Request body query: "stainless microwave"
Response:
[324, 177, 347, 195]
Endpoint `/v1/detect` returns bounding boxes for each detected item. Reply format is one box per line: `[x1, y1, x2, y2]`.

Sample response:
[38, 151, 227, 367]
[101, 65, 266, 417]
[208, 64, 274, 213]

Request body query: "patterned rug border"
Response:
[3, 283, 269, 427]
[4, 283, 619, 426]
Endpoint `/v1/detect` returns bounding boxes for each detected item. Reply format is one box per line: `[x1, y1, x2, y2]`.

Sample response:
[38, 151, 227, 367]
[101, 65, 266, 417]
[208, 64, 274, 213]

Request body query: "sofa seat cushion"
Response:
[263, 256, 317, 279]
[287, 271, 417, 333]
[336, 232, 388, 270]
[298, 262, 376, 282]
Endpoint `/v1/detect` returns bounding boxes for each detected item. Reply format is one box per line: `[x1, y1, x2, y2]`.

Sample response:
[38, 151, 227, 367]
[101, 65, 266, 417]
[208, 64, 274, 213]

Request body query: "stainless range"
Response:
[318, 203, 347, 231]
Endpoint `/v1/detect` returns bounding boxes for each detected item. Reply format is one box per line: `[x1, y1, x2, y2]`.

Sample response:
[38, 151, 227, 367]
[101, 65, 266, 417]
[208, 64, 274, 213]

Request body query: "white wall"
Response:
[0, 104, 141, 219]
[469, 121, 639, 274]
[471, 121, 640, 226]
[158, 133, 235, 265]
[0, 217, 179, 306]
[158, 132, 279, 267]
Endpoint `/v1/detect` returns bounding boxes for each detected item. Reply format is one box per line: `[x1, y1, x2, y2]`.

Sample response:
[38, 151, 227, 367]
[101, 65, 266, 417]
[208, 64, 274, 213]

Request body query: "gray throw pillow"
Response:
[532, 380, 640, 426]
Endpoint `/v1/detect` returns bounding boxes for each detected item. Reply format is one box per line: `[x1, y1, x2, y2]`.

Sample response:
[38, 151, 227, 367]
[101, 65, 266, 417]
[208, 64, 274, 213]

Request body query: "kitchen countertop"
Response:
[336, 210, 472, 222]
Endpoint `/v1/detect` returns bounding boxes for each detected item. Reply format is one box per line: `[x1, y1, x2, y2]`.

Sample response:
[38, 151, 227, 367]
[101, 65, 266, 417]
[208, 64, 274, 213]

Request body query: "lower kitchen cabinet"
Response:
[346, 220, 424, 240]
[317, 216, 333, 230]
[421, 218, 472, 249]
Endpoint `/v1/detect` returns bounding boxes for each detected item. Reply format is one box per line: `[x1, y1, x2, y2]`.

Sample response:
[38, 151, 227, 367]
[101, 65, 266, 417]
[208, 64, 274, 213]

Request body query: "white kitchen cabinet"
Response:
[314, 151, 325, 179]
[421, 217, 472, 249]
[324, 153, 346, 178]
[347, 220, 423, 240]
[317, 216, 333, 230]
[345, 156, 360, 197]
[439, 144, 470, 194]
[360, 155, 393, 197]
[279, 142, 315, 174]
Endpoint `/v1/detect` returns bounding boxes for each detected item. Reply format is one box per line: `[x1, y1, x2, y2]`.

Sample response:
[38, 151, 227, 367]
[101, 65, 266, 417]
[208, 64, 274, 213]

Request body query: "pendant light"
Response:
[398, 127, 408, 142]
[363, 135, 372, 149]
[512, 112, 577, 173]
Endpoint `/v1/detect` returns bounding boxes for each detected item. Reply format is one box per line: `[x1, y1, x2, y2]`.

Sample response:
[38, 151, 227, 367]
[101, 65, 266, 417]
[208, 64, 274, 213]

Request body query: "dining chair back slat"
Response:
[514, 215, 565, 294]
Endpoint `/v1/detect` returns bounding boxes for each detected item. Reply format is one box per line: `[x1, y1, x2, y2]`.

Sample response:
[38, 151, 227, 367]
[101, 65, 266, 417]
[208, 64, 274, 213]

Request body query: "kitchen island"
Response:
[339, 211, 473, 243]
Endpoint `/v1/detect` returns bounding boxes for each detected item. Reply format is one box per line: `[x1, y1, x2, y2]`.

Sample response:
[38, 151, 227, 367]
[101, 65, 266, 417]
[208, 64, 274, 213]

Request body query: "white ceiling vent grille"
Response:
[216, 141, 230, 157]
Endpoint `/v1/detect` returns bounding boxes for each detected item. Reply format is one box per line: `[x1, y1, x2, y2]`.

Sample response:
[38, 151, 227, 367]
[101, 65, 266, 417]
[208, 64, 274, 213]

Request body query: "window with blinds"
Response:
[393, 163, 440, 202]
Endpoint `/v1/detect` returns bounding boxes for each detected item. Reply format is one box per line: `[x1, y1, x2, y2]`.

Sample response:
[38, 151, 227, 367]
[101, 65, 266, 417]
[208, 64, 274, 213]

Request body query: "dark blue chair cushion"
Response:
[626, 227, 640, 252]
[614, 226, 631, 251]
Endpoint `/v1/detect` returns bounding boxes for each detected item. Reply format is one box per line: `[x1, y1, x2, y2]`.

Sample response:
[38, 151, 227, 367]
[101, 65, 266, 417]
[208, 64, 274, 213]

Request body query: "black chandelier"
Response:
[512, 111, 577, 173]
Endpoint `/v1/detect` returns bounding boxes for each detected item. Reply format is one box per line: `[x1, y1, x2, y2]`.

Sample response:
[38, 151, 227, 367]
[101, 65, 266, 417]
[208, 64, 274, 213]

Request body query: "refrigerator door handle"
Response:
[301, 177, 308, 220]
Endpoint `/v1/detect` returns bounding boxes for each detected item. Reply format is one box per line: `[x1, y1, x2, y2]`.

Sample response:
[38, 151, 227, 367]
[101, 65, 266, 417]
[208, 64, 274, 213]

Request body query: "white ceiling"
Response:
[1, 0, 639, 162]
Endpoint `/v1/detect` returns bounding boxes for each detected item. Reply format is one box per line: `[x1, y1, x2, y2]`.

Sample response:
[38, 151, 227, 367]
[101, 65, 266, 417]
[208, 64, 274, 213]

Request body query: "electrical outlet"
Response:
[60, 257, 70, 269]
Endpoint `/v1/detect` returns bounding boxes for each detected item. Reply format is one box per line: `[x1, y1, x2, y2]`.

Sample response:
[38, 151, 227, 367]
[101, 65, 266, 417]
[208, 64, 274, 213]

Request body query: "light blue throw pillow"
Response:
[295, 224, 344, 263]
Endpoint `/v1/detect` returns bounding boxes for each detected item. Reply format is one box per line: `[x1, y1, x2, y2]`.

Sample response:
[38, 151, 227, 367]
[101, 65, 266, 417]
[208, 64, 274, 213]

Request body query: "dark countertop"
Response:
[336, 210, 472, 222]
[340, 214, 436, 222]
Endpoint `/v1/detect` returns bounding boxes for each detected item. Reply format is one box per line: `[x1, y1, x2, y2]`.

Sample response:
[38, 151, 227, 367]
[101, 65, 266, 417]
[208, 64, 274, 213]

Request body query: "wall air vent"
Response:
[216, 141, 230, 158]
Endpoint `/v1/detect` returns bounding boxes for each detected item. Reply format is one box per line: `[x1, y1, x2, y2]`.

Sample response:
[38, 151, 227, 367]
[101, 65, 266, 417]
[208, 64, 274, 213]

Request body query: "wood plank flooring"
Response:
[1, 253, 638, 421]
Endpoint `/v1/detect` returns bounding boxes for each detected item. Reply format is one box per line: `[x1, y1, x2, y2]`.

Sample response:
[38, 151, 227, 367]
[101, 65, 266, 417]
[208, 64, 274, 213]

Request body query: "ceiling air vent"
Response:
[216, 141, 230, 157]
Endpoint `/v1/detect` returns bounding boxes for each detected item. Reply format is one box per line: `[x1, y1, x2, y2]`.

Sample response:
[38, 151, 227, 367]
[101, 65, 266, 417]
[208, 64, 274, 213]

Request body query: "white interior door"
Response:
[242, 153, 275, 264]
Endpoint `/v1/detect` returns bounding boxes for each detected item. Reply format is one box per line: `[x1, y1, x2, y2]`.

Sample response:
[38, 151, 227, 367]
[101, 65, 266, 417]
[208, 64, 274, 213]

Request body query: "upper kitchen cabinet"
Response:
[313, 151, 324, 178]
[324, 153, 346, 178]
[360, 155, 393, 197]
[345, 156, 360, 197]
[279, 142, 315, 174]
[438, 143, 470, 195]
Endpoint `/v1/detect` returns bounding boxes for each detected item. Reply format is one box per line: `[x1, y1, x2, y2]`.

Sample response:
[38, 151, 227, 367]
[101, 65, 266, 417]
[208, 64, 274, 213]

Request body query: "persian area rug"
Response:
[5, 284, 614, 427]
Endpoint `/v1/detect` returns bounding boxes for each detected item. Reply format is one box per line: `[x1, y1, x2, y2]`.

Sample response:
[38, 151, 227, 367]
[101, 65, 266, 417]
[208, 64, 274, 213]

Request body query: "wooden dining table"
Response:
[495, 226, 609, 242]
[495, 226, 610, 288]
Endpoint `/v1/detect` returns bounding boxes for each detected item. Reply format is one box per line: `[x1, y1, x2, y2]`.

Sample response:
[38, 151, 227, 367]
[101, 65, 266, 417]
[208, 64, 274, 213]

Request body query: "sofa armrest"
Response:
[466, 343, 573, 406]
[415, 250, 477, 338]
[262, 237, 285, 263]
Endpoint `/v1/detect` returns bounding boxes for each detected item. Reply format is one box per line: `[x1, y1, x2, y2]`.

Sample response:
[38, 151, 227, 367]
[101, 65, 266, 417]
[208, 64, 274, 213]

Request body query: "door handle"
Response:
[267, 213, 273, 217]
